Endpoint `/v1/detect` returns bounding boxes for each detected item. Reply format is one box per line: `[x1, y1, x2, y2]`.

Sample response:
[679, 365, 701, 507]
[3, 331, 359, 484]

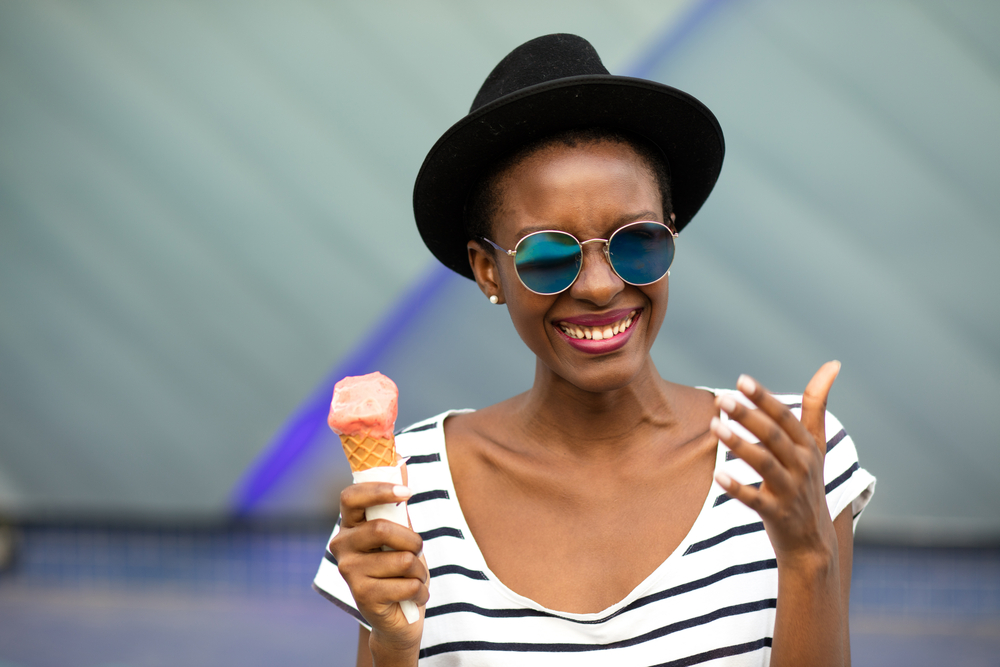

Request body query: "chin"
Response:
[547, 352, 653, 395]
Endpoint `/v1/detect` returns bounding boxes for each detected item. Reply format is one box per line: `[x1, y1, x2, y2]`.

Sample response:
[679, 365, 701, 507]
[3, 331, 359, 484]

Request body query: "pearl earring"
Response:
[489, 295, 499, 304]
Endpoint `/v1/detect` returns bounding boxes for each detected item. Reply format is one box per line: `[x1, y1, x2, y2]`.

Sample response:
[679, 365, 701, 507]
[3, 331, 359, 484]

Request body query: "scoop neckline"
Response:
[432, 398, 729, 621]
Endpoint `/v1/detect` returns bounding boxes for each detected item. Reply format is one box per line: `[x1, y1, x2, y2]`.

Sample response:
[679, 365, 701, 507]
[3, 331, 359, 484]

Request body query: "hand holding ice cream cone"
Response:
[328, 372, 421, 625]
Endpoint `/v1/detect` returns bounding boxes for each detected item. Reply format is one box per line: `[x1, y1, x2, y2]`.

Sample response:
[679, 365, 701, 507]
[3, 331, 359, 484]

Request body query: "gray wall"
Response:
[2, 0, 998, 542]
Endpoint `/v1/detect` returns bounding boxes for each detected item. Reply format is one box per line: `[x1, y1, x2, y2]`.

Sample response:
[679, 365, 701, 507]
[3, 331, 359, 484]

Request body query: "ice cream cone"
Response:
[339, 433, 397, 472]
[327, 372, 417, 624]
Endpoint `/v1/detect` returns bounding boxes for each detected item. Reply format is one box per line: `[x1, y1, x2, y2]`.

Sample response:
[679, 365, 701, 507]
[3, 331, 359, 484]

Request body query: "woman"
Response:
[315, 34, 875, 667]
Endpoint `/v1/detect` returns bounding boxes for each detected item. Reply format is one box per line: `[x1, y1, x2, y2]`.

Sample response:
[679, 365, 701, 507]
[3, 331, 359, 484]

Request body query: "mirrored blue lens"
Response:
[607, 222, 674, 285]
[514, 232, 582, 295]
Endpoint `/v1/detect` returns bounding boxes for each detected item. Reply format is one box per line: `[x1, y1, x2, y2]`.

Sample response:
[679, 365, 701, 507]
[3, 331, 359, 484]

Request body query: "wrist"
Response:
[369, 628, 421, 667]
[775, 528, 839, 574]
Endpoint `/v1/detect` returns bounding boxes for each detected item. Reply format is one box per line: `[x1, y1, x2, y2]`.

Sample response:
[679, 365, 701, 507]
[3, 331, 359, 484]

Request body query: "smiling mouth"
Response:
[557, 310, 638, 341]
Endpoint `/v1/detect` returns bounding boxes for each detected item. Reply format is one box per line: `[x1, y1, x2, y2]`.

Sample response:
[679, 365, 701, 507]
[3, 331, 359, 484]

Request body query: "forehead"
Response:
[494, 140, 663, 236]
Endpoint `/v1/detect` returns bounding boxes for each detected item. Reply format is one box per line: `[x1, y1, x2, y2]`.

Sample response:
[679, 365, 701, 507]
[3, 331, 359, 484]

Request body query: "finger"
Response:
[801, 361, 841, 455]
[716, 393, 798, 469]
[329, 520, 421, 565]
[357, 549, 430, 584]
[715, 470, 777, 518]
[353, 572, 430, 611]
[736, 374, 811, 447]
[352, 519, 424, 555]
[711, 417, 792, 493]
[340, 483, 412, 528]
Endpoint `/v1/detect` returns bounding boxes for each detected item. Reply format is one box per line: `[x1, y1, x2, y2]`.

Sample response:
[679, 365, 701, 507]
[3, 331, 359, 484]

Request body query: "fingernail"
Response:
[393, 485, 412, 499]
[715, 472, 733, 488]
[718, 396, 737, 413]
[737, 374, 756, 395]
[711, 416, 733, 441]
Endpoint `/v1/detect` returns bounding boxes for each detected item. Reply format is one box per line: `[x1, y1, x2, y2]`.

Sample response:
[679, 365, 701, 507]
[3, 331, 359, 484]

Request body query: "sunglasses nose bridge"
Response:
[573, 237, 623, 297]
[578, 237, 610, 265]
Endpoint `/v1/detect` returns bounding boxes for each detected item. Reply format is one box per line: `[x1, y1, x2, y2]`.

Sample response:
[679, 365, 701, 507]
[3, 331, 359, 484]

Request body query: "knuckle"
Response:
[353, 577, 374, 600]
[786, 449, 806, 470]
[404, 577, 423, 599]
[765, 424, 784, 444]
[398, 550, 419, 571]
[776, 409, 798, 430]
[340, 486, 364, 511]
[338, 558, 362, 586]
[370, 519, 392, 540]
[803, 389, 828, 408]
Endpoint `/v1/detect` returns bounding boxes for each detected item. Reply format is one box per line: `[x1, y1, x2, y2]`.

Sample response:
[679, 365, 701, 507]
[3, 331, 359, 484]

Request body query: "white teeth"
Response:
[559, 310, 639, 341]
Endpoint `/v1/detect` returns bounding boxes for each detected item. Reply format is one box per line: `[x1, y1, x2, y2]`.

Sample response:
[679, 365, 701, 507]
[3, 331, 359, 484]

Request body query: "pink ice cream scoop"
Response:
[328, 372, 399, 471]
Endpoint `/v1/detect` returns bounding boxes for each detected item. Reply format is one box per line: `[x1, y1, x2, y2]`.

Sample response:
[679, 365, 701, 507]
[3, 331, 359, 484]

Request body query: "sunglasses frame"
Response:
[481, 220, 678, 296]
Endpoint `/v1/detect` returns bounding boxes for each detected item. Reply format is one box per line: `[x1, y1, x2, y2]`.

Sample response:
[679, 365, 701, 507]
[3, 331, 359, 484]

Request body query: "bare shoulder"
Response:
[662, 381, 720, 434]
[442, 394, 526, 448]
[671, 381, 718, 408]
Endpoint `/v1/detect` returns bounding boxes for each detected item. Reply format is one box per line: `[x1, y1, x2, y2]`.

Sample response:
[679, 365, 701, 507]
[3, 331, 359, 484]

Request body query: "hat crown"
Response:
[470, 34, 610, 112]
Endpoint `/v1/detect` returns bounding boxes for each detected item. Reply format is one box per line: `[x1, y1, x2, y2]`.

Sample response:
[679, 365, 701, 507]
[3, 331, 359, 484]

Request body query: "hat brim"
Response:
[413, 75, 725, 280]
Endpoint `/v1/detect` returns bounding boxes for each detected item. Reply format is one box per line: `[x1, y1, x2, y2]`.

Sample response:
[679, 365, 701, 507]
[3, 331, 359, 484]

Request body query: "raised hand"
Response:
[709, 361, 849, 666]
[709, 361, 841, 562]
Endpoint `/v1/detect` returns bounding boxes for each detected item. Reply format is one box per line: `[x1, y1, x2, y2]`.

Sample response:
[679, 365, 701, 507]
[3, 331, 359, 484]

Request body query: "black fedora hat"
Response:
[413, 33, 724, 280]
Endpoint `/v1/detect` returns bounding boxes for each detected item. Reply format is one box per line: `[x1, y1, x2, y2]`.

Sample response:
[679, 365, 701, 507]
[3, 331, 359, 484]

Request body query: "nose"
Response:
[568, 241, 623, 305]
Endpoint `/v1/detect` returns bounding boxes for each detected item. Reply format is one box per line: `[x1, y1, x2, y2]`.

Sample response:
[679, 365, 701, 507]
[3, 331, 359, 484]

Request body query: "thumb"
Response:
[801, 360, 841, 456]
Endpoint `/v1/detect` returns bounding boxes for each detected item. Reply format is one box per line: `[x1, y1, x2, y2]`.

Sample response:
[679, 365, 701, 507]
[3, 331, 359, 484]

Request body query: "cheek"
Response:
[505, 291, 552, 337]
[641, 281, 670, 338]
[499, 281, 558, 351]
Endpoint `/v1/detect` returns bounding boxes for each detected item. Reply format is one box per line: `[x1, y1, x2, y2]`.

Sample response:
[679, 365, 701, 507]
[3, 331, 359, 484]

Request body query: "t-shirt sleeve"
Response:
[313, 520, 372, 630]
[822, 410, 876, 532]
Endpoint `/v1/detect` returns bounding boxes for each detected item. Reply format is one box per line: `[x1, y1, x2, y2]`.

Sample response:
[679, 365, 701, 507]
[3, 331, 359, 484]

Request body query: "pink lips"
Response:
[557, 308, 636, 327]
[554, 308, 642, 355]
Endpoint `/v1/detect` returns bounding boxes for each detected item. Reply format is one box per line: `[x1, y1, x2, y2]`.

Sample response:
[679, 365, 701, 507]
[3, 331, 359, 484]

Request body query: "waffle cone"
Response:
[340, 433, 397, 472]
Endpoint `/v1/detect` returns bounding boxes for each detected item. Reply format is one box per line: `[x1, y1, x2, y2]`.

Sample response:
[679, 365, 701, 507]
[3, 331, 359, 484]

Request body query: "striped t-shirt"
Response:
[314, 391, 876, 666]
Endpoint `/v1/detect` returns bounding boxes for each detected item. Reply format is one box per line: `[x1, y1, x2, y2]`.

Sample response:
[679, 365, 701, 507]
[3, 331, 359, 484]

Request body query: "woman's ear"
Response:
[467, 239, 505, 305]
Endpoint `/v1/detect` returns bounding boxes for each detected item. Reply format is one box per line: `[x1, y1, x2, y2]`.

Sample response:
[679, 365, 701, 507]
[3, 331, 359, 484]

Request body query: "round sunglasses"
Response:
[481, 221, 677, 296]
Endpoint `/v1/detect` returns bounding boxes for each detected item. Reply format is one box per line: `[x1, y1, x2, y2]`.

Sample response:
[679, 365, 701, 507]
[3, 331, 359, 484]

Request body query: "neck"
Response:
[511, 356, 681, 462]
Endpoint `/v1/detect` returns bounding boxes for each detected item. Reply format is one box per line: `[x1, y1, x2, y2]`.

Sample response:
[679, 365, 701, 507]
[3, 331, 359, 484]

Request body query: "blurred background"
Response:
[1, 0, 998, 665]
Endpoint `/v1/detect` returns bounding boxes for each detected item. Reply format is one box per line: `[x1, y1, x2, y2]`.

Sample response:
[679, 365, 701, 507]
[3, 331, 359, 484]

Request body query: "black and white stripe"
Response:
[315, 398, 875, 666]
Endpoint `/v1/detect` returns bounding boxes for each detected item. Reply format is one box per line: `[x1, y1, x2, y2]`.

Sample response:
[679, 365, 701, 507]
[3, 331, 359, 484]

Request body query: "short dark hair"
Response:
[463, 127, 673, 247]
